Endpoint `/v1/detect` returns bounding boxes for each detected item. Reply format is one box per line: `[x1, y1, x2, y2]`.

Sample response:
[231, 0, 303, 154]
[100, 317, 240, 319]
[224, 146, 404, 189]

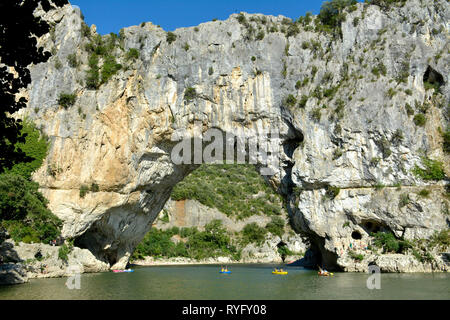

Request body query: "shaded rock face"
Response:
[22, 0, 449, 270]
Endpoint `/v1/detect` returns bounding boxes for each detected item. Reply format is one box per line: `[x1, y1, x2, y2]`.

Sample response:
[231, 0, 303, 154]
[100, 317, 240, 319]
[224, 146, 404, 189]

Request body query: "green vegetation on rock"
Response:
[166, 32, 177, 44]
[184, 87, 197, 102]
[3, 121, 49, 180]
[412, 157, 445, 181]
[131, 220, 241, 261]
[0, 174, 62, 244]
[371, 231, 411, 254]
[58, 93, 76, 109]
[126, 48, 139, 61]
[171, 164, 283, 219]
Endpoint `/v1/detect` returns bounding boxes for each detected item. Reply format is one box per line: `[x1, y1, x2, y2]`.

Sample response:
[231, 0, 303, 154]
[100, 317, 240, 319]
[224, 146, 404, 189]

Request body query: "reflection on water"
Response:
[0, 264, 448, 300]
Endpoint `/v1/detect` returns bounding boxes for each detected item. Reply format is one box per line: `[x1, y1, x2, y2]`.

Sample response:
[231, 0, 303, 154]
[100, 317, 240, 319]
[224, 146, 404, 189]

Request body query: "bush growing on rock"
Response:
[298, 95, 308, 108]
[398, 193, 410, 208]
[284, 94, 297, 107]
[58, 240, 74, 262]
[318, 0, 357, 32]
[79, 185, 89, 198]
[442, 128, 450, 153]
[184, 87, 197, 102]
[348, 250, 364, 261]
[412, 157, 445, 181]
[0, 174, 62, 244]
[3, 120, 49, 179]
[100, 55, 122, 84]
[325, 185, 340, 200]
[166, 32, 177, 44]
[413, 114, 426, 126]
[86, 53, 100, 89]
[126, 48, 139, 61]
[242, 222, 267, 245]
[266, 216, 285, 237]
[67, 53, 78, 68]
[58, 93, 76, 108]
[310, 108, 322, 123]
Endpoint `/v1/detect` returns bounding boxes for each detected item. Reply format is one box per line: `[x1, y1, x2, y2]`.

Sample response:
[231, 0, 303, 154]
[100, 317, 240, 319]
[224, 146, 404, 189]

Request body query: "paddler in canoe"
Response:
[220, 266, 231, 273]
[272, 268, 288, 275]
[318, 265, 333, 276]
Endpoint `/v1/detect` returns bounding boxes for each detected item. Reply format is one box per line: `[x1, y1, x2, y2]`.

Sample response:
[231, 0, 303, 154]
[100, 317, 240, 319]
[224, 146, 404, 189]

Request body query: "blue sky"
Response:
[70, 0, 328, 35]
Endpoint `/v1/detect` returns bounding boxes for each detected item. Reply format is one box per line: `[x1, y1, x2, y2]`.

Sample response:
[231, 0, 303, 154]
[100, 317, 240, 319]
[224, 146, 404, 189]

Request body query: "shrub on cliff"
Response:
[100, 55, 122, 84]
[126, 48, 139, 61]
[3, 120, 49, 180]
[442, 128, 450, 153]
[67, 53, 78, 68]
[413, 114, 426, 126]
[412, 157, 445, 181]
[0, 174, 62, 244]
[241, 223, 267, 245]
[371, 231, 412, 254]
[166, 32, 177, 44]
[86, 53, 100, 89]
[184, 87, 197, 102]
[318, 0, 357, 31]
[58, 239, 74, 262]
[284, 94, 297, 107]
[266, 216, 285, 237]
[58, 93, 77, 109]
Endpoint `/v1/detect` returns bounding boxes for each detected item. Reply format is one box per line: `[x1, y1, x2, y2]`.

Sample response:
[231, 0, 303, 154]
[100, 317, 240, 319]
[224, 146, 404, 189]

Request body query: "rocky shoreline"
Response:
[0, 240, 109, 285]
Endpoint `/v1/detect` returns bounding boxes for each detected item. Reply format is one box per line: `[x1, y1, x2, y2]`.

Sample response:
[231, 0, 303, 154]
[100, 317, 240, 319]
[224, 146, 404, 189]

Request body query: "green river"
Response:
[0, 264, 449, 300]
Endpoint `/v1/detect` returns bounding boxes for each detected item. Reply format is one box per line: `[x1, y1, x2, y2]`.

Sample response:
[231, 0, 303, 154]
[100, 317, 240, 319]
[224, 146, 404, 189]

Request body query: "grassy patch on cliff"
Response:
[171, 164, 284, 219]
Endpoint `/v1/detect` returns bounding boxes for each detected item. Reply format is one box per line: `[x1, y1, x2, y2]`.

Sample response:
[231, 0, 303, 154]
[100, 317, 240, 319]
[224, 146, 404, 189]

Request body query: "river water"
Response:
[0, 264, 449, 300]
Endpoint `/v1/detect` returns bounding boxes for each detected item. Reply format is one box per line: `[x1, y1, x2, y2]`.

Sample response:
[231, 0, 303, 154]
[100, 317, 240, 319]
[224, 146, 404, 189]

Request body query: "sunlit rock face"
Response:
[23, 0, 449, 270]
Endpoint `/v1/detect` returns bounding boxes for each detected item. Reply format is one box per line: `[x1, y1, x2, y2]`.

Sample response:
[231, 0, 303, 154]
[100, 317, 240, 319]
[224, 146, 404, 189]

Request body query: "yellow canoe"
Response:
[272, 271, 288, 275]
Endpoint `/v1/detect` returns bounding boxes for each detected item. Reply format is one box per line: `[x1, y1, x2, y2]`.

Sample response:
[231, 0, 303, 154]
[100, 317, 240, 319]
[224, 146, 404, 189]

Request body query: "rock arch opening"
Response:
[66, 114, 307, 269]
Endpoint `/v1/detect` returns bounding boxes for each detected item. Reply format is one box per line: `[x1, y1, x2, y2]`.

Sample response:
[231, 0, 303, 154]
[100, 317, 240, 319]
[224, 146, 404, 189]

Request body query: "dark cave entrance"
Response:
[351, 231, 362, 240]
[360, 220, 389, 235]
[423, 65, 444, 92]
[277, 241, 288, 262]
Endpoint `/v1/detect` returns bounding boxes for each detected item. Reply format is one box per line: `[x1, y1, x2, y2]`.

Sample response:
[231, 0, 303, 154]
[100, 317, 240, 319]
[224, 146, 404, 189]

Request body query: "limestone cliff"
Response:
[18, 0, 449, 271]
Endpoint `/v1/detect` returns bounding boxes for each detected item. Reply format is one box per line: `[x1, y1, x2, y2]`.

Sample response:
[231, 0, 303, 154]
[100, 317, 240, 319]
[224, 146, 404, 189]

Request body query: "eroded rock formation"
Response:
[19, 0, 449, 270]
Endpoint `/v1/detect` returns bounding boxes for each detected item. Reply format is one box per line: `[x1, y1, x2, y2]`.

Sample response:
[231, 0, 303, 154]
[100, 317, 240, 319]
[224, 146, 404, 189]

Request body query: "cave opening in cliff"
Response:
[423, 65, 444, 92]
[361, 220, 387, 234]
[351, 231, 362, 240]
[277, 241, 288, 262]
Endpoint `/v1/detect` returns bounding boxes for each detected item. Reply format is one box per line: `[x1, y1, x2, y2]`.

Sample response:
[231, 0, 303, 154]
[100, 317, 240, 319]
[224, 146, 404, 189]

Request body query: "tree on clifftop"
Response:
[0, 0, 67, 173]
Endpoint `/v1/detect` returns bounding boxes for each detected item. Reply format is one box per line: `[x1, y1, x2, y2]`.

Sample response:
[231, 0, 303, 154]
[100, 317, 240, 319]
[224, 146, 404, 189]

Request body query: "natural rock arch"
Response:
[67, 116, 304, 268]
[23, 3, 449, 272]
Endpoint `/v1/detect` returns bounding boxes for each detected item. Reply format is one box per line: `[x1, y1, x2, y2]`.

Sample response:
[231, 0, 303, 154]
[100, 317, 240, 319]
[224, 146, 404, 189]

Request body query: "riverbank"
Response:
[130, 255, 303, 267]
[0, 240, 109, 285]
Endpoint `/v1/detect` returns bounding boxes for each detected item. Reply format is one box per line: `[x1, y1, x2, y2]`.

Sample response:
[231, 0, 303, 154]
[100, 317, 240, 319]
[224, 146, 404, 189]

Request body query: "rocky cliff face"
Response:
[20, 0, 449, 270]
